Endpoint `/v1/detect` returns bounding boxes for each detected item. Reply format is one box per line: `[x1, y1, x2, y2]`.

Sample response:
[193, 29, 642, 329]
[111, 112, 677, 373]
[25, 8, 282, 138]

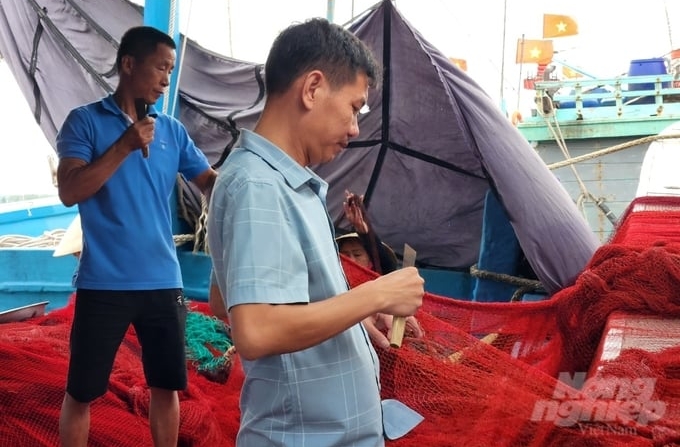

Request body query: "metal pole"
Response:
[327, 0, 335, 22]
[143, 0, 181, 117]
[516, 34, 525, 112]
[143, 0, 182, 234]
[499, 0, 508, 115]
[664, 0, 674, 51]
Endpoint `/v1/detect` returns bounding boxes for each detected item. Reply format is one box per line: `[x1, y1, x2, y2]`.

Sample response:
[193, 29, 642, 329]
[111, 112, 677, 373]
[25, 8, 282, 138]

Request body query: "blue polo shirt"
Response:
[56, 94, 210, 290]
[208, 130, 384, 446]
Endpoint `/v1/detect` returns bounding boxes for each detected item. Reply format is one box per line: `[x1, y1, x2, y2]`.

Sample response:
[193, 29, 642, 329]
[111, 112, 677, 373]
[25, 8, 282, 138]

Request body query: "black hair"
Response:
[115, 26, 176, 71]
[264, 18, 381, 96]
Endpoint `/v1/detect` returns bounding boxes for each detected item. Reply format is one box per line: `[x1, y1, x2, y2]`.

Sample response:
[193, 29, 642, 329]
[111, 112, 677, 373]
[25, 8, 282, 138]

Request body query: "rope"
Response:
[469, 264, 544, 301]
[535, 96, 591, 197]
[193, 194, 209, 254]
[175, 174, 208, 253]
[1, 175, 203, 250]
[0, 230, 194, 248]
[538, 96, 610, 224]
[546, 133, 680, 170]
[534, 94, 622, 227]
[0, 230, 65, 248]
[469, 264, 543, 289]
[173, 234, 195, 246]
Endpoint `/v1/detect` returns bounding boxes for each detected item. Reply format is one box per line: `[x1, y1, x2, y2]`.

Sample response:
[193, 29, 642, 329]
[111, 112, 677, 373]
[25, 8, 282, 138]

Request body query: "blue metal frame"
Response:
[142, 1, 186, 235]
[143, 0, 181, 117]
[517, 74, 680, 142]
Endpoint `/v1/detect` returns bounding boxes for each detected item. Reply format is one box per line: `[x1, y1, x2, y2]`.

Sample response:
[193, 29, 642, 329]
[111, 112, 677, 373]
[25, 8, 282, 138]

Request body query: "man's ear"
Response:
[119, 54, 134, 76]
[301, 70, 325, 111]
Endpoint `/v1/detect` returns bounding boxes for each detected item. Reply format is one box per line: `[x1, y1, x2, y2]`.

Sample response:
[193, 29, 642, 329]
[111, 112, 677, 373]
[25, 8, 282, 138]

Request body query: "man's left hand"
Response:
[362, 313, 424, 349]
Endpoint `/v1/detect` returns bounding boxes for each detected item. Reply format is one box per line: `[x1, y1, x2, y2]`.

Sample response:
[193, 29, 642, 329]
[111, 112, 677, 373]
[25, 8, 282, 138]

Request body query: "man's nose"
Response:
[348, 115, 360, 138]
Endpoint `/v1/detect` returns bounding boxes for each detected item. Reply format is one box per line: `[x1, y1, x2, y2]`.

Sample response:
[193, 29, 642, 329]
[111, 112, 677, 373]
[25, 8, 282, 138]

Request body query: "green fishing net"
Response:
[185, 307, 235, 383]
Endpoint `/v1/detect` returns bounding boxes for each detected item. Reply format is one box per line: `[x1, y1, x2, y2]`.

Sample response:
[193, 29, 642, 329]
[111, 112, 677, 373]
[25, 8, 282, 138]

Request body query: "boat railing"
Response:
[517, 74, 680, 141]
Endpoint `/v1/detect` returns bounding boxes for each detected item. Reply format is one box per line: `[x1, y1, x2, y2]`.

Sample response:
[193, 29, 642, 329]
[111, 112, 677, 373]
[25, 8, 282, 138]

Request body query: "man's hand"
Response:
[343, 190, 369, 234]
[121, 117, 155, 155]
[362, 313, 424, 349]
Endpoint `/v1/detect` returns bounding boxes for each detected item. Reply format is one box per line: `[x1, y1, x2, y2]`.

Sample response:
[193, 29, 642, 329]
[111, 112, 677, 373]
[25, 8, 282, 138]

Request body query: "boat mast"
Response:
[142, 0, 181, 117]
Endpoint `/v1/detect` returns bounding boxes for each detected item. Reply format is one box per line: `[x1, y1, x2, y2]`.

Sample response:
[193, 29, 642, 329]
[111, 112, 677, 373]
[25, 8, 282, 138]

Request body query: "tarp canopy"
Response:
[0, 0, 599, 293]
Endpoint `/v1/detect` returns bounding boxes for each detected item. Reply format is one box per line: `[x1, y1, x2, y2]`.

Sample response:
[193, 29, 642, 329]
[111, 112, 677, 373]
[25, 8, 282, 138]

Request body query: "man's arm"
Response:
[191, 168, 218, 197]
[229, 267, 423, 360]
[58, 117, 155, 206]
[209, 282, 228, 319]
[58, 148, 129, 206]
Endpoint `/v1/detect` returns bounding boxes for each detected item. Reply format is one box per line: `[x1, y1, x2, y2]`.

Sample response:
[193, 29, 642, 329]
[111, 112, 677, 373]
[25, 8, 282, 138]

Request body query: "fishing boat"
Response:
[2, 1, 680, 446]
[513, 14, 680, 241]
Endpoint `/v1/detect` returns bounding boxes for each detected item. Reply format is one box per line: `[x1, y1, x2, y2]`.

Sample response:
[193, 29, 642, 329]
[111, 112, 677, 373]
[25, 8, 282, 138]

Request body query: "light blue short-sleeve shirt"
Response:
[208, 130, 384, 446]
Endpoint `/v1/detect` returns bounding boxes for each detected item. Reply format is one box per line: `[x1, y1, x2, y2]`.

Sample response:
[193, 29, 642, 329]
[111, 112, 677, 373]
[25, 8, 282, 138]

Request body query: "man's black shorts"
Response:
[66, 288, 188, 402]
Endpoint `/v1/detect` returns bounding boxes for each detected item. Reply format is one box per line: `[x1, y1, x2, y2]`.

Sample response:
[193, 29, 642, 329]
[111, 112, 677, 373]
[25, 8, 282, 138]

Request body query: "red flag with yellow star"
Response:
[515, 39, 553, 65]
[543, 14, 578, 38]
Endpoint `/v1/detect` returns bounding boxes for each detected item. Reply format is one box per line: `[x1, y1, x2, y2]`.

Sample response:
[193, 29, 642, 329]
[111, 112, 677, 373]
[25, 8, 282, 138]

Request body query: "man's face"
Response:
[305, 72, 369, 165]
[339, 238, 372, 269]
[128, 43, 176, 105]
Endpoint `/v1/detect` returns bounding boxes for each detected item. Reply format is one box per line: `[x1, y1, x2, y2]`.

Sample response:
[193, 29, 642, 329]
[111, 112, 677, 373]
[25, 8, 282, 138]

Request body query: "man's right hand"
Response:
[371, 266, 424, 317]
[121, 117, 155, 155]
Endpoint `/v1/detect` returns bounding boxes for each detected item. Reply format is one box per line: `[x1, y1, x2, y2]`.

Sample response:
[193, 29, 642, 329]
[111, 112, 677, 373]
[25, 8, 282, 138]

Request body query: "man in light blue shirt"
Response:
[208, 18, 424, 447]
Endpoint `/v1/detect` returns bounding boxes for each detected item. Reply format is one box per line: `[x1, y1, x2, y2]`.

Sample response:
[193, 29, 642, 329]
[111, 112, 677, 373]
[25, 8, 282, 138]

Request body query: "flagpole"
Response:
[664, 0, 674, 50]
[499, 0, 508, 115]
[516, 34, 525, 112]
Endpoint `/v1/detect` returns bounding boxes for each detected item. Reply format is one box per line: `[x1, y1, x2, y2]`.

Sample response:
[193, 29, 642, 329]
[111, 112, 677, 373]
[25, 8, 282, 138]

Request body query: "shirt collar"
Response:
[239, 129, 327, 197]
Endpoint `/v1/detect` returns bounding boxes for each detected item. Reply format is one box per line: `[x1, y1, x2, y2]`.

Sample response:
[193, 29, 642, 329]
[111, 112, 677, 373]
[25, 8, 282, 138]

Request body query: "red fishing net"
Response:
[3, 195, 680, 446]
[361, 195, 680, 446]
[0, 299, 243, 446]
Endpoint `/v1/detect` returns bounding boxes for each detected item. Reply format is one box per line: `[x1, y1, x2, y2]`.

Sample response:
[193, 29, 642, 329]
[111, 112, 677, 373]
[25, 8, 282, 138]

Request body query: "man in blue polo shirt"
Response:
[56, 26, 216, 447]
[208, 19, 424, 446]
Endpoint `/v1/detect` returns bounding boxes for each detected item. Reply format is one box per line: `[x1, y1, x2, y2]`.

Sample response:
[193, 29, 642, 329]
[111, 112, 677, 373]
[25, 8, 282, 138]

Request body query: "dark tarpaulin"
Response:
[316, 1, 599, 292]
[0, 0, 599, 293]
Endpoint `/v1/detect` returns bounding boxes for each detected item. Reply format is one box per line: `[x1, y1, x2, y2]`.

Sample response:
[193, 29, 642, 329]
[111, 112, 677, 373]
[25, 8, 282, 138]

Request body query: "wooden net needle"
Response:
[390, 243, 417, 348]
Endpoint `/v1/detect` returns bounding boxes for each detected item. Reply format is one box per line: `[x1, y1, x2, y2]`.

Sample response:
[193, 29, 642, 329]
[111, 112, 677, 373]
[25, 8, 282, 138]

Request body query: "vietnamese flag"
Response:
[515, 39, 553, 65]
[543, 14, 578, 38]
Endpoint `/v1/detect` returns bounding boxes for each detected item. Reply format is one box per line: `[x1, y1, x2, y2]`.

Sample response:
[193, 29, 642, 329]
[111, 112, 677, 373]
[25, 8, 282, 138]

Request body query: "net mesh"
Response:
[3, 195, 680, 445]
[0, 299, 243, 446]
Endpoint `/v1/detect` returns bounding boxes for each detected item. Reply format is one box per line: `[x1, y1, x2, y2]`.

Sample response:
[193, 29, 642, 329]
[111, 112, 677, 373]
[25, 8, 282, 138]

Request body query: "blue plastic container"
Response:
[557, 99, 600, 109]
[627, 58, 668, 92]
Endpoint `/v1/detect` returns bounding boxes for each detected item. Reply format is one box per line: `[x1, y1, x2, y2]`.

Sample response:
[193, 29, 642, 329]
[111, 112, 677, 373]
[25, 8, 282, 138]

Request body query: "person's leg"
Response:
[59, 393, 90, 447]
[134, 289, 188, 447]
[148, 387, 180, 447]
[60, 290, 134, 446]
